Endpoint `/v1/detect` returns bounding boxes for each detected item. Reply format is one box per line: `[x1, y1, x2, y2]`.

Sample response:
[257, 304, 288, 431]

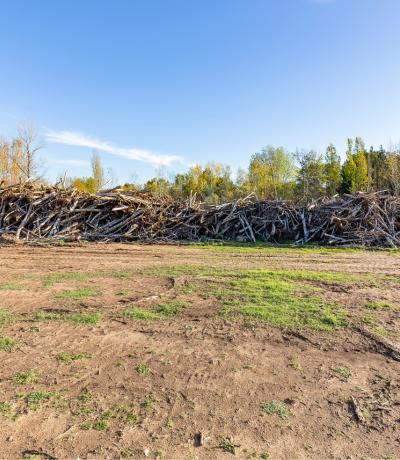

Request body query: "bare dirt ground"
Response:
[0, 242, 399, 460]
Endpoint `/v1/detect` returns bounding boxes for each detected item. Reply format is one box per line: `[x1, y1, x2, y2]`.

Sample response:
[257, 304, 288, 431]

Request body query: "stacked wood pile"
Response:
[0, 182, 399, 247]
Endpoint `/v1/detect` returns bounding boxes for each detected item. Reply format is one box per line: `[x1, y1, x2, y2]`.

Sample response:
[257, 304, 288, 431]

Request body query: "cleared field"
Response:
[0, 241, 399, 459]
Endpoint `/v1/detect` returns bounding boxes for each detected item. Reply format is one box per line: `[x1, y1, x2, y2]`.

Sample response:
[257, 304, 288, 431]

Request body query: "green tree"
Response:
[342, 137, 368, 192]
[295, 149, 325, 199]
[249, 146, 297, 199]
[385, 144, 400, 196]
[376, 145, 387, 191]
[324, 143, 341, 195]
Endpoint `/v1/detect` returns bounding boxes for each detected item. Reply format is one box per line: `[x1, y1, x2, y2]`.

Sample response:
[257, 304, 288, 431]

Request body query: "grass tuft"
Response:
[13, 369, 42, 385]
[57, 352, 94, 362]
[122, 300, 188, 322]
[0, 282, 25, 291]
[137, 364, 150, 374]
[262, 400, 290, 419]
[54, 287, 103, 299]
[0, 336, 18, 352]
[154, 300, 187, 316]
[0, 308, 17, 326]
[35, 310, 103, 325]
[123, 307, 161, 321]
[93, 421, 108, 431]
[365, 301, 398, 311]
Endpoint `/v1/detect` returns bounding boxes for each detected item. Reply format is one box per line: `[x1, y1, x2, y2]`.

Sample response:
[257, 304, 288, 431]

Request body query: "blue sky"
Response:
[1, 0, 400, 184]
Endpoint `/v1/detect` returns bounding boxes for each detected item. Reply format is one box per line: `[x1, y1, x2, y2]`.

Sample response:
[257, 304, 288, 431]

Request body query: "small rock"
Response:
[144, 448, 149, 457]
[7, 436, 13, 441]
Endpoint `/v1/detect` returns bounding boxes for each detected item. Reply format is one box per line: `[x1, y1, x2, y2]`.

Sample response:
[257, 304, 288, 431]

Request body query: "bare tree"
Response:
[91, 148, 105, 191]
[106, 166, 119, 188]
[11, 120, 46, 180]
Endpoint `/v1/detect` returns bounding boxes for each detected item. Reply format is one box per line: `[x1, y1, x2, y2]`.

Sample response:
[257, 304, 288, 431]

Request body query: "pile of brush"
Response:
[0, 182, 399, 247]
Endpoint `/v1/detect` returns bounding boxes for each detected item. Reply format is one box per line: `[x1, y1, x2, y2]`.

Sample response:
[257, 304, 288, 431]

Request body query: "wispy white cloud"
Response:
[46, 130, 184, 167]
[48, 158, 91, 167]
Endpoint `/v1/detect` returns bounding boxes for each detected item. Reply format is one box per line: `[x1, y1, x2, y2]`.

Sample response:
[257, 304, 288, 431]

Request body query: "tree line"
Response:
[131, 139, 400, 203]
[1, 121, 400, 203]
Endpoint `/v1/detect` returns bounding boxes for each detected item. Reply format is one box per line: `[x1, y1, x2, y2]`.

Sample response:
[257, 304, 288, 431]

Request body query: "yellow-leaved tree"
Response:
[248, 145, 297, 199]
[0, 137, 25, 185]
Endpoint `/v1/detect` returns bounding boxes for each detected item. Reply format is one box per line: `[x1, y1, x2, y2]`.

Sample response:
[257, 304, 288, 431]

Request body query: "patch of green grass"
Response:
[0, 308, 17, 326]
[143, 264, 349, 331]
[361, 315, 374, 324]
[155, 450, 164, 457]
[54, 287, 103, 299]
[154, 300, 188, 316]
[0, 402, 11, 413]
[121, 300, 188, 322]
[365, 301, 398, 311]
[189, 241, 362, 255]
[93, 421, 108, 431]
[262, 400, 290, 419]
[27, 391, 52, 402]
[117, 362, 125, 367]
[0, 282, 25, 290]
[165, 419, 173, 428]
[334, 368, 351, 378]
[122, 307, 161, 321]
[371, 327, 389, 336]
[137, 364, 150, 374]
[81, 423, 92, 430]
[107, 270, 135, 279]
[35, 310, 103, 325]
[13, 369, 42, 385]
[122, 410, 137, 423]
[117, 291, 130, 296]
[57, 352, 94, 362]
[42, 272, 91, 287]
[143, 399, 154, 411]
[0, 336, 18, 352]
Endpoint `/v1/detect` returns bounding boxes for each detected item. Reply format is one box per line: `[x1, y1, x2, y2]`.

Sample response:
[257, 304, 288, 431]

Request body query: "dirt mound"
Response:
[0, 233, 24, 245]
